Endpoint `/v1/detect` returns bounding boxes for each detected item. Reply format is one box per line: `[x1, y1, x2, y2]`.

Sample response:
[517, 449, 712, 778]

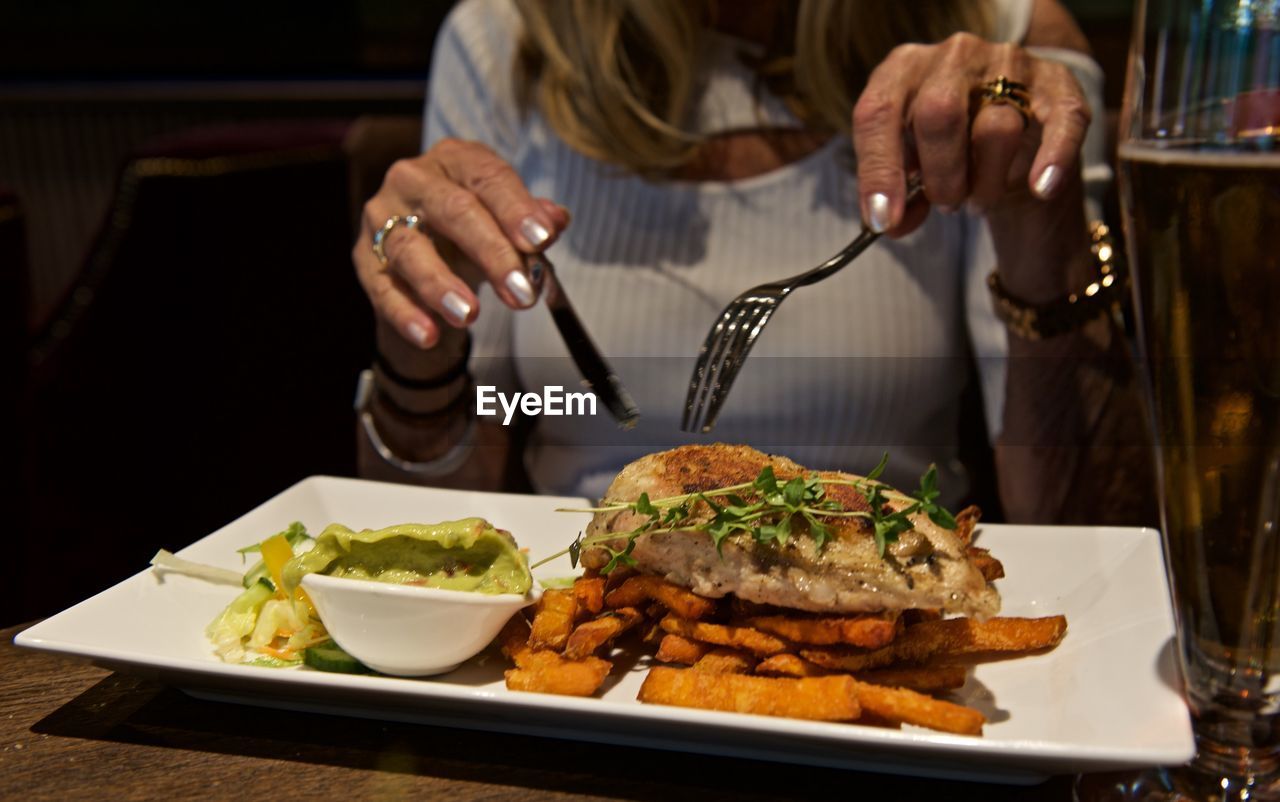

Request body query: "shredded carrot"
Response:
[260, 645, 297, 661]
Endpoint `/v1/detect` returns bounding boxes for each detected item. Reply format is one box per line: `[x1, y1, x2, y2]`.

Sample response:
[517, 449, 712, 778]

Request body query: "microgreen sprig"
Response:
[529, 454, 957, 573]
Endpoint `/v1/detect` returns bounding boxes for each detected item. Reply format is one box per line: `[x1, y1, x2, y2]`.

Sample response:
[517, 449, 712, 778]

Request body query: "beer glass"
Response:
[1113, 0, 1280, 798]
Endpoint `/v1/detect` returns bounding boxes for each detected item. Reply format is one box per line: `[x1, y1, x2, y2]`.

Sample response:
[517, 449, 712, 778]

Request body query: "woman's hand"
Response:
[353, 138, 570, 349]
[851, 31, 1090, 236]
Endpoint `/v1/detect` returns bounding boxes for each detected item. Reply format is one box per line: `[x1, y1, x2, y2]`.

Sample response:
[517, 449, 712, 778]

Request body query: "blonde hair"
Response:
[513, 0, 993, 174]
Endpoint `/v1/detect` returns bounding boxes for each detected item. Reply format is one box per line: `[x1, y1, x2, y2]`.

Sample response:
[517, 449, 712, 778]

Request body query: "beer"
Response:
[1119, 144, 1280, 748]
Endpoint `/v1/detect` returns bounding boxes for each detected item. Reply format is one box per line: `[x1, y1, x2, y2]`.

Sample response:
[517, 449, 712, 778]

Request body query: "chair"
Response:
[14, 121, 374, 622]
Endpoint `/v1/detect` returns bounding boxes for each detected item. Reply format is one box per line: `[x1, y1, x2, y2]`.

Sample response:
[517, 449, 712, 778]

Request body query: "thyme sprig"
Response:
[530, 455, 956, 574]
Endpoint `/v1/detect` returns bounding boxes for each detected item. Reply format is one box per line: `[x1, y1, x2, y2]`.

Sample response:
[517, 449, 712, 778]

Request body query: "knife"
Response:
[524, 251, 640, 428]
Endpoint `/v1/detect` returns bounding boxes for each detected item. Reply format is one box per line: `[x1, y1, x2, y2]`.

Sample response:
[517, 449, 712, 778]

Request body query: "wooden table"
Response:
[1, 622, 1077, 801]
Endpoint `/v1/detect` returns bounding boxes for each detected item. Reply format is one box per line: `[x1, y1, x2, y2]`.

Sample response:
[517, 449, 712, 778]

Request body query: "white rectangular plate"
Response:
[16, 476, 1194, 784]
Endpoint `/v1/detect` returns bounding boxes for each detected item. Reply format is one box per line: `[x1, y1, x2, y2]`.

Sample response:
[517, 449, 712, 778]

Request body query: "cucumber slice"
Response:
[243, 560, 278, 591]
[229, 578, 275, 612]
[304, 640, 372, 674]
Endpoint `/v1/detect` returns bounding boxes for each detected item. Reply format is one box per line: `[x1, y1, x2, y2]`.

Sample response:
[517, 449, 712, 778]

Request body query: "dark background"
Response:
[0, 1, 453, 80]
[4, 0, 1134, 624]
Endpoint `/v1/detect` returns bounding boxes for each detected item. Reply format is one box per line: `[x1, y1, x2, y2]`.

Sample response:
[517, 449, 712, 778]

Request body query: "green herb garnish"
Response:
[532, 455, 956, 574]
[237, 521, 310, 558]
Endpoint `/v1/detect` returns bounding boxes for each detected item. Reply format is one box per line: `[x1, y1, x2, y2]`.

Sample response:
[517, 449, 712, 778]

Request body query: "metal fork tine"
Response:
[683, 302, 740, 430]
[697, 300, 772, 432]
[741, 301, 781, 356]
[689, 300, 755, 431]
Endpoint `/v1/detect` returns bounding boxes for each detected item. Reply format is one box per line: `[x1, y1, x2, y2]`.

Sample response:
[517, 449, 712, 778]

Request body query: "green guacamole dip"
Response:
[280, 518, 532, 595]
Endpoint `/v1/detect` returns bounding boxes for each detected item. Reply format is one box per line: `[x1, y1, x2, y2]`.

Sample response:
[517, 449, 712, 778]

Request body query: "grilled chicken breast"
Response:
[583, 445, 1000, 618]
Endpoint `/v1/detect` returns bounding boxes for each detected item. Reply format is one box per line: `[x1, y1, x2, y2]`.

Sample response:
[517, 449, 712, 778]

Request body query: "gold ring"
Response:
[371, 214, 420, 266]
[978, 75, 1032, 128]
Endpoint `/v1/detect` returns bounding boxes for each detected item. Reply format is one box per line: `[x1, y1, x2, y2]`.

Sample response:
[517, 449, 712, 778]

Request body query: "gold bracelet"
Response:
[987, 221, 1127, 340]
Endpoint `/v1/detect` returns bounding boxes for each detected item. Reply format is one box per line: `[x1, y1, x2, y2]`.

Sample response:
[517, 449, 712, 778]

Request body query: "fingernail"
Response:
[505, 270, 536, 306]
[868, 193, 891, 233]
[965, 199, 985, 216]
[520, 216, 551, 248]
[441, 291, 472, 325]
[936, 204, 956, 215]
[1033, 165, 1061, 199]
[406, 321, 429, 348]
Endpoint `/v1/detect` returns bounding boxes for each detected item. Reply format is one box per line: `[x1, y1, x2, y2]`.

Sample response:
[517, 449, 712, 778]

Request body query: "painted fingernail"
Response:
[406, 321, 429, 348]
[505, 270, 536, 306]
[520, 216, 551, 248]
[1033, 165, 1061, 199]
[868, 193, 891, 233]
[441, 291, 472, 325]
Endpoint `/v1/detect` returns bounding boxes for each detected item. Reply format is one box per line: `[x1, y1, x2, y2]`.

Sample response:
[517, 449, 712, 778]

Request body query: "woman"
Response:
[353, 0, 1152, 524]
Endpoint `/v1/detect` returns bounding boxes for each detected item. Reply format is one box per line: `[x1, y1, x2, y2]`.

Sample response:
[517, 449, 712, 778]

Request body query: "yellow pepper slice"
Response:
[259, 533, 294, 600]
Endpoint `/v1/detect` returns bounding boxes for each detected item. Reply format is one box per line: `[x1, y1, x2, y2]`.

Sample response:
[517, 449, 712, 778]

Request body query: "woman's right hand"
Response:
[353, 138, 570, 349]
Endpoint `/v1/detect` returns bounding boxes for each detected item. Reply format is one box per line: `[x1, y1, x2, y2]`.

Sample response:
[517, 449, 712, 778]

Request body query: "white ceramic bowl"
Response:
[301, 573, 541, 676]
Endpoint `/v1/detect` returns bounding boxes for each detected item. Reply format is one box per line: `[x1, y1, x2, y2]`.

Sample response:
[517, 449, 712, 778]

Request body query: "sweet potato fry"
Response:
[746, 613, 899, 649]
[602, 575, 653, 608]
[893, 616, 1068, 662]
[799, 645, 898, 672]
[850, 679, 985, 735]
[692, 648, 757, 674]
[528, 589, 578, 651]
[606, 575, 718, 620]
[655, 634, 713, 665]
[754, 653, 829, 678]
[659, 615, 791, 656]
[500, 611, 613, 697]
[564, 607, 643, 660]
[856, 664, 969, 693]
[803, 616, 1067, 670]
[966, 547, 1005, 582]
[573, 576, 606, 616]
[504, 649, 612, 697]
[646, 580, 720, 620]
[638, 666, 861, 721]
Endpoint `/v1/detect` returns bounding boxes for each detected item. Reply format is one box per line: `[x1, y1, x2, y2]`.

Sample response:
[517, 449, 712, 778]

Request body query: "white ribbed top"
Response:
[423, 0, 1109, 502]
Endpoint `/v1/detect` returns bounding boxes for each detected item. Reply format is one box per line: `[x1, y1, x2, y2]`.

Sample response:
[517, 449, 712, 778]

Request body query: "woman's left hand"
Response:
[851, 31, 1091, 237]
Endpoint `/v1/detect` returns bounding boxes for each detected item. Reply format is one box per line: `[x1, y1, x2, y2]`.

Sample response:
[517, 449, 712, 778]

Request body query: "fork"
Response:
[681, 177, 924, 433]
